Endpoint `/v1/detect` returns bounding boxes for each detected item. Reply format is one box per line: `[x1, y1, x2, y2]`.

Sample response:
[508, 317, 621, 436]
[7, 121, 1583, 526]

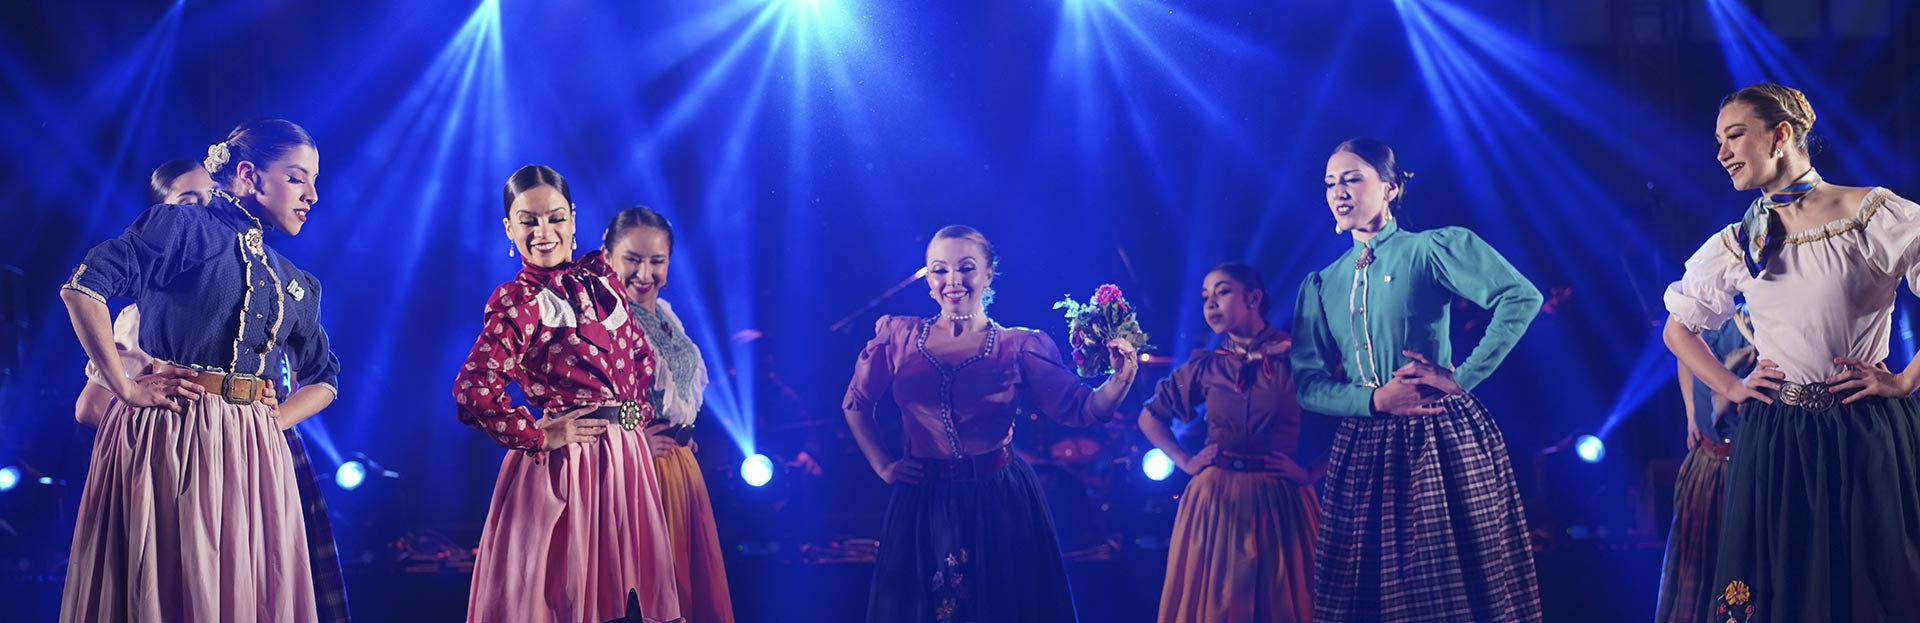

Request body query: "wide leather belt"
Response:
[652, 423, 695, 447]
[1699, 435, 1732, 460]
[190, 370, 267, 406]
[579, 401, 647, 431]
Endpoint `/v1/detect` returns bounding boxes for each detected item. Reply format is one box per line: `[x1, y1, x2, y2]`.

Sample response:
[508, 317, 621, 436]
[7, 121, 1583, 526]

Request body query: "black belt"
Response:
[578, 401, 648, 431]
[652, 423, 695, 447]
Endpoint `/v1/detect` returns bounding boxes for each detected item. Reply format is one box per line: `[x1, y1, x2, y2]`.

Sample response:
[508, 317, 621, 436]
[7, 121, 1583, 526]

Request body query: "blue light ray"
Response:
[1703, 0, 1908, 184]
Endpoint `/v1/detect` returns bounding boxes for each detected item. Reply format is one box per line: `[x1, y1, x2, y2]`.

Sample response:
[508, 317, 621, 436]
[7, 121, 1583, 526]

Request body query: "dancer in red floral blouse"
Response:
[453, 164, 681, 623]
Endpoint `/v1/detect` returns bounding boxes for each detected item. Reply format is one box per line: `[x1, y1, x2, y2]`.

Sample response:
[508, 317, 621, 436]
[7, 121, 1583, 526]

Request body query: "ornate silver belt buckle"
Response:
[618, 401, 644, 431]
[1782, 381, 1836, 413]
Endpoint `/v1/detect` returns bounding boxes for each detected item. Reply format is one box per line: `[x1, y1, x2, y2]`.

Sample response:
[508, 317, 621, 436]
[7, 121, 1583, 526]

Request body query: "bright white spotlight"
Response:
[1575, 435, 1605, 464]
[335, 460, 368, 491]
[0, 466, 18, 492]
[742, 454, 774, 487]
[1142, 449, 1175, 481]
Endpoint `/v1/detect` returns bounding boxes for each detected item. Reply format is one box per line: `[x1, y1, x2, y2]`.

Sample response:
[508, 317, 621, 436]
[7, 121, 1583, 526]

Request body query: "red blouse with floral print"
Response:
[453, 251, 656, 452]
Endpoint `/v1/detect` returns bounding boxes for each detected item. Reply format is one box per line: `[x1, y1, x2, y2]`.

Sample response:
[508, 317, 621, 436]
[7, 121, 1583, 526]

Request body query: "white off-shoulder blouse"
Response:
[1666, 187, 1920, 384]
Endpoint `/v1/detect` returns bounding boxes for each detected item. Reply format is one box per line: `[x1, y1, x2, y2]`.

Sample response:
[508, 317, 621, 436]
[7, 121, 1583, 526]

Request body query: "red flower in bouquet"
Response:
[1053, 283, 1151, 377]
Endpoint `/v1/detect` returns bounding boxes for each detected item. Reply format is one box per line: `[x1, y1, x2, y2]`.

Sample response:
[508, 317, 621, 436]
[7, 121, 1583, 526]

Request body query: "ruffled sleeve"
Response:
[1142, 355, 1206, 422]
[842, 315, 911, 413]
[83, 305, 153, 388]
[452, 281, 544, 451]
[64, 204, 224, 304]
[1664, 225, 1747, 332]
[1858, 188, 1920, 296]
[1013, 328, 1105, 427]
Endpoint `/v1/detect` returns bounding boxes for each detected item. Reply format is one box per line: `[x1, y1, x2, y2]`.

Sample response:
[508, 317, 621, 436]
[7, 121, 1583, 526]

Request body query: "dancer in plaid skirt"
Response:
[1652, 311, 1749, 623]
[1291, 138, 1544, 623]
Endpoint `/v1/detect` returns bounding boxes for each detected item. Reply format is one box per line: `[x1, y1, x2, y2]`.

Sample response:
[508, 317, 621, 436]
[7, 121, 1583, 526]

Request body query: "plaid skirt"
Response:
[1313, 393, 1542, 623]
[1653, 443, 1728, 623]
[285, 428, 351, 623]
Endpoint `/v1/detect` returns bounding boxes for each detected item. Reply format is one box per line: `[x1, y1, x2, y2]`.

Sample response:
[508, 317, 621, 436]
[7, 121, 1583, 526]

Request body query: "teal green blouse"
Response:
[1289, 220, 1542, 417]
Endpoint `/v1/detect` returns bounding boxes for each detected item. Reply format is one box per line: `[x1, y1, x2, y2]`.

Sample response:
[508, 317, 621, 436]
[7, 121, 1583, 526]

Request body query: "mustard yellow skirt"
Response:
[653, 444, 735, 623]
[1158, 467, 1319, 623]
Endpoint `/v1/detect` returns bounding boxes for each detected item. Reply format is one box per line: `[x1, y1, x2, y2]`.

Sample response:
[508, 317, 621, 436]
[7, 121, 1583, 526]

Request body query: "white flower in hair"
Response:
[204, 141, 231, 173]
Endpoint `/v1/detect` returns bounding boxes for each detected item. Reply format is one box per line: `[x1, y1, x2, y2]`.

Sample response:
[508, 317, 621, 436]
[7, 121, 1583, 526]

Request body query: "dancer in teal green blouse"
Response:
[1292, 138, 1544, 623]
[1292, 220, 1540, 416]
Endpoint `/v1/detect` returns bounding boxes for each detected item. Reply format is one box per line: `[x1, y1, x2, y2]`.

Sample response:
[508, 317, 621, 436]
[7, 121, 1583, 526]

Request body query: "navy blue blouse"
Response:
[63, 191, 340, 393]
[1691, 316, 1752, 442]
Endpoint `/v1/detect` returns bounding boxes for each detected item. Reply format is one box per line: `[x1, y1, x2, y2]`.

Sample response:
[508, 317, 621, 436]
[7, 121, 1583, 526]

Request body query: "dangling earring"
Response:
[508, 244, 516, 258]
[1773, 148, 1784, 158]
[571, 235, 578, 249]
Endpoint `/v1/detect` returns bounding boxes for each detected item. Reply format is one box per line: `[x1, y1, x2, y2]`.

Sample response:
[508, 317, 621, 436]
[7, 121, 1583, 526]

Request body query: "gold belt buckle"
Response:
[221, 373, 262, 406]
[617, 401, 644, 431]
[1780, 381, 1836, 413]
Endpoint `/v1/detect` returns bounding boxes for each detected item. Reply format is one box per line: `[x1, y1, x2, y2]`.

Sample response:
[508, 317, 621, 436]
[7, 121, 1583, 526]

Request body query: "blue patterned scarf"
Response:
[1734, 168, 1822, 277]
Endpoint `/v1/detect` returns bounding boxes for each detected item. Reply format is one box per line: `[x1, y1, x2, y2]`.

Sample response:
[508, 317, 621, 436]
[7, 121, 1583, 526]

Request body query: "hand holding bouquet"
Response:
[1052, 284, 1151, 377]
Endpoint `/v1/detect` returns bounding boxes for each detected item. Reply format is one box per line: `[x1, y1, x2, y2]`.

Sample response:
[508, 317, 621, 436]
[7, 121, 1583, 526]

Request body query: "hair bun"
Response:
[203, 141, 231, 173]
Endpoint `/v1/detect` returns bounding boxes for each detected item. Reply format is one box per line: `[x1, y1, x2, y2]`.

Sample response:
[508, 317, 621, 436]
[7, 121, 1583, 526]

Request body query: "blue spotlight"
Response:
[1575, 435, 1606, 464]
[1142, 448, 1175, 481]
[742, 454, 774, 487]
[0, 466, 19, 492]
[335, 460, 368, 491]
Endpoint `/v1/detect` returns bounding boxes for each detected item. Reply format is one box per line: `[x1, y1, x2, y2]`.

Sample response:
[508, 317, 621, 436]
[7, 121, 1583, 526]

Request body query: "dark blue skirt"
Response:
[867, 456, 1077, 623]
[1711, 396, 1920, 622]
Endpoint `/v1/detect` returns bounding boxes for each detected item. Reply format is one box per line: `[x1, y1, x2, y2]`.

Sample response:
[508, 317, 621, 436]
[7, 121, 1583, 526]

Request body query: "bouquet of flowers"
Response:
[1052, 284, 1151, 377]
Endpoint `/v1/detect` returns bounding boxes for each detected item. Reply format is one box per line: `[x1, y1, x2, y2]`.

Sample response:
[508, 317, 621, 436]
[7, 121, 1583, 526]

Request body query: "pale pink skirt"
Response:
[61, 395, 317, 623]
[467, 425, 681, 623]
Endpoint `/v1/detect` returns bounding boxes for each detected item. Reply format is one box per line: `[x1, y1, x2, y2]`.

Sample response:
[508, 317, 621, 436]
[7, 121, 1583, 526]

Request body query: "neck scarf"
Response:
[1735, 168, 1822, 277]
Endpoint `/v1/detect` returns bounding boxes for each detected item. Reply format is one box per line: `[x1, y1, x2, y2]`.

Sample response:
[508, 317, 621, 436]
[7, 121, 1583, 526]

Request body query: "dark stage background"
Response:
[1, 0, 1915, 621]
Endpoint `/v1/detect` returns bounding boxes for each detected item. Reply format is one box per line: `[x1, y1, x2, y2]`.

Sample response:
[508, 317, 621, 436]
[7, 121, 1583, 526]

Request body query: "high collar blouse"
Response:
[453, 251, 656, 451]
[1290, 220, 1542, 417]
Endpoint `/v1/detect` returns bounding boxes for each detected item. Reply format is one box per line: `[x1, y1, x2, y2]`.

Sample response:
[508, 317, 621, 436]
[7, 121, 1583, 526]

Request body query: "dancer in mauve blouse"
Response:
[844, 225, 1138, 622]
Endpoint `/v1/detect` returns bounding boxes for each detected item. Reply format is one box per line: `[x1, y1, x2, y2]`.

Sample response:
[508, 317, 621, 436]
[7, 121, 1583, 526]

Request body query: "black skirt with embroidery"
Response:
[866, 456, 1078, 623]
[1712, 396, 1920, 622]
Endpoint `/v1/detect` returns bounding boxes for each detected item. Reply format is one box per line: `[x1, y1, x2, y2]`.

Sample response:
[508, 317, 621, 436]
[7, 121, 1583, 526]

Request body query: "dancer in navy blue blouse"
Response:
[58, 119, 339, 623]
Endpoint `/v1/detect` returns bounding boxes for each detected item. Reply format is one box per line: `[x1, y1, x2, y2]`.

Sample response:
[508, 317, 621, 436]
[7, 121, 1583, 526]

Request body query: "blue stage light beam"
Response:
[314, 0, 514, 461]
[1595, 331, 1678, 440]
[1703, 0, 1910, 185]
